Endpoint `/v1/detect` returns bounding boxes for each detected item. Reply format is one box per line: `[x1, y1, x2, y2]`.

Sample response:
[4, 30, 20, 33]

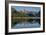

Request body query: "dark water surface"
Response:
[12, 19, 40, 29]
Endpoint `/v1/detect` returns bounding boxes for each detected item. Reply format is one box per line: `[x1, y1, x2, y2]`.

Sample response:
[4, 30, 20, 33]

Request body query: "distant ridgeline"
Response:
[11, 8, 40, 17]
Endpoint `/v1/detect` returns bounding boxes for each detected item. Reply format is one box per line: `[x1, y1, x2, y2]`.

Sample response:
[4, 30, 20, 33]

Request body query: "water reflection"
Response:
[11, 19, 40, 29]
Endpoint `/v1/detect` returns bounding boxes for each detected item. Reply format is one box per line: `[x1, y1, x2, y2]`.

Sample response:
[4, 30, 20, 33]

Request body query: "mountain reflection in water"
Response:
[11, 19, 40, 29]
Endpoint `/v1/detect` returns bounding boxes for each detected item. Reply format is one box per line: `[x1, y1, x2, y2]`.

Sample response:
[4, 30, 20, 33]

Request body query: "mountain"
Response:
[11, 8, 40, 17]
[26, 11, 40, 17]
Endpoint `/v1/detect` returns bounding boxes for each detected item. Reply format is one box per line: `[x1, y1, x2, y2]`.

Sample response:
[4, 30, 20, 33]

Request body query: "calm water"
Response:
[12, 21, 40, 29]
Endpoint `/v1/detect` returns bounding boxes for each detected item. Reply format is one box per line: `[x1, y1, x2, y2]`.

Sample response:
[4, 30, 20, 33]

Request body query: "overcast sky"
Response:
[11, 6, 41, 13]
